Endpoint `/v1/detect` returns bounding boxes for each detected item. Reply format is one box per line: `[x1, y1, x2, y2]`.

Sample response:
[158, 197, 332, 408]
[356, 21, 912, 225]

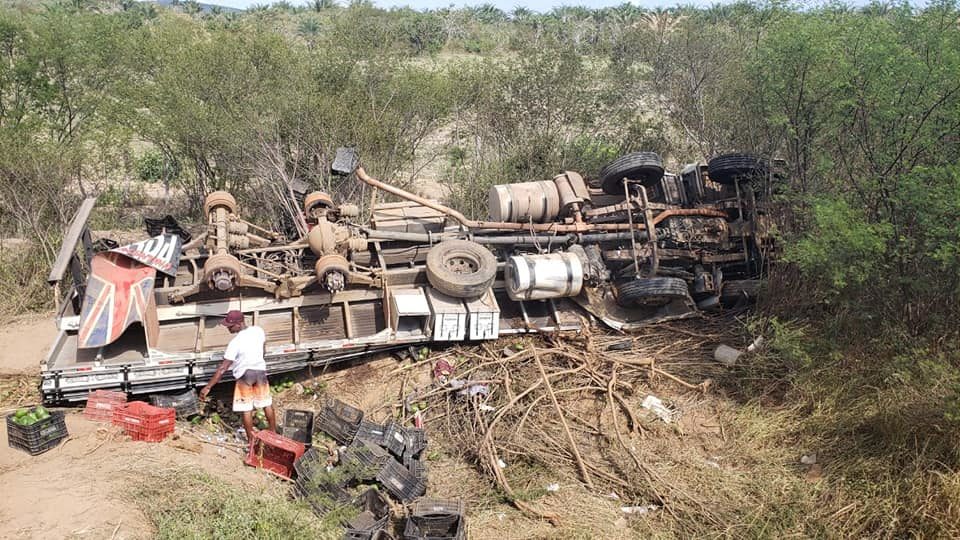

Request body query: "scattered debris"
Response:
[801, 453, 817, 465]
[641, 395, 674, 423]
[621, 504, 660, 515]
[713, 344, 743, 366]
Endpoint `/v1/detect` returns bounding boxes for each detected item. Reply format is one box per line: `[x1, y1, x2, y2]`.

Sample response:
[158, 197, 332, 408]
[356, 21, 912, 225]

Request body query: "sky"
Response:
[203, 0, 716, 13]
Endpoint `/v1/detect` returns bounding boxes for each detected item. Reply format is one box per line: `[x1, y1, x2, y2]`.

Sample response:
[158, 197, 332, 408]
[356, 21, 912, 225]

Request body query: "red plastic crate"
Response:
[112, 401, 175, 442]
[245, 430, 306, 479]
[84, 390, 127, 422]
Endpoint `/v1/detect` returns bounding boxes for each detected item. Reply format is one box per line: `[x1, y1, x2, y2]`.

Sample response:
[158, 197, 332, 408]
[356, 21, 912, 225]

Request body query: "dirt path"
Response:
[0, 315, 58, 376]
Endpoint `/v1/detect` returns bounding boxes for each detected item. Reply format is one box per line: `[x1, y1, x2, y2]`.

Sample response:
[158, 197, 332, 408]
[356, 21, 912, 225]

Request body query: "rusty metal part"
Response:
[304, 191, 334, 213]
[203, 191, 237, 216]
[347, 237, 368, 252]
[204, 253, 242, 292]
[554, 171, 591, 216]
[227, 221, 248, 234]
[355, 166, 726, 233]
[338, 204, 360, 218]
[307, 219, 338, 256]
[228, 234, 250, 249]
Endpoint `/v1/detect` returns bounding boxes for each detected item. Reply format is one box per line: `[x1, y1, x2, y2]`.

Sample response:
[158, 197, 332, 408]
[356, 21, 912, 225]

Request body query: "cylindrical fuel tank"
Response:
[505, 252, 584, 301]
[489, 180, 561, 223]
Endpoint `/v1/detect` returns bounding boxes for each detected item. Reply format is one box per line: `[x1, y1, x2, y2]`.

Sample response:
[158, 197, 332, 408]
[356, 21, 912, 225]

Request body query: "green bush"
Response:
[135, 149, 179, 183]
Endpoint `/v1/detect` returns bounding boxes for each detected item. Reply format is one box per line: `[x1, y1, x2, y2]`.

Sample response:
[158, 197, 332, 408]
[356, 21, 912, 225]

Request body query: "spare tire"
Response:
[707, 153, 769, 185]
[615, 277, 689, 307]
[600, 152, 665, 195]
[426, 240, 497, 299]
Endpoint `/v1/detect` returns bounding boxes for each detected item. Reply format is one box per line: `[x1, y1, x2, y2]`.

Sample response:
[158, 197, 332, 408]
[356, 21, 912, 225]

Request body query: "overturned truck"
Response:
[41, 150, 779, 404]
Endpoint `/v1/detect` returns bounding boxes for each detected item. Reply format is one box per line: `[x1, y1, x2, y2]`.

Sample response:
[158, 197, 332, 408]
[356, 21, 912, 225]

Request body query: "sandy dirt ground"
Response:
[0, 412, 273, 539]
[0, 315, 58, 376]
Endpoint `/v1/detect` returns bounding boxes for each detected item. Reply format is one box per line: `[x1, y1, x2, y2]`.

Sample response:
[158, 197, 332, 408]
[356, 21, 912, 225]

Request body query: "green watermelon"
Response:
[14, 408, 28, 418]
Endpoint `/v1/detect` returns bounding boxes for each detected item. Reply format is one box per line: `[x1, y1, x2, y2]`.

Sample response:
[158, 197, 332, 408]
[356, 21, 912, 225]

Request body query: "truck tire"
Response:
[615, 277, 689, 307]
[203, 191, 237, 215]
[426, 240, 497, 299]
[600, 152, 664, 195]
[707, 153, 769, 185]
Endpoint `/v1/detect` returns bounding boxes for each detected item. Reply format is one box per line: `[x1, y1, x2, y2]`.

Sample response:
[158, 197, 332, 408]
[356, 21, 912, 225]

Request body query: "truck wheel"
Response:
[203, 191, 237, 215]
[426, 240, 497, 299]
[707, 153, 769, 185]
[304, 191, 334, 213]
[600, 152, 664, 195]
[615, 277, 689, 307]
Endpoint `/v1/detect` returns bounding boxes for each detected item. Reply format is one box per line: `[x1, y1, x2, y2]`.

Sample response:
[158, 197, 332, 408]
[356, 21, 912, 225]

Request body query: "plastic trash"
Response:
[546, 483, 560, 492]
[801, 453, 817, 465]
[621, 505, 659, 514]
[497, 458, 507, 469]
[714, 344, 743, 366]
[641, 395, 673, 423]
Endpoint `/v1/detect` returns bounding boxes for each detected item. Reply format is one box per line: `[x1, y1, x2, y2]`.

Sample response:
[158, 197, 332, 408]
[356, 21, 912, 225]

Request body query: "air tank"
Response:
[505, 252, 584, 301]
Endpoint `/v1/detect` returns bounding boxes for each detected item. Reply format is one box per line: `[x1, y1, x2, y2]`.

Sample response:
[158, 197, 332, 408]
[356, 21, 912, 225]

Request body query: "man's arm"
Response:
[199, 359, 233, 400]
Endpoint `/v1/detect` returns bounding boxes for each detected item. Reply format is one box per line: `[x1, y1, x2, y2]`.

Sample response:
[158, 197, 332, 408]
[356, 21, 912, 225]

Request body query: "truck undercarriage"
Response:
[41, 150, 779, 404]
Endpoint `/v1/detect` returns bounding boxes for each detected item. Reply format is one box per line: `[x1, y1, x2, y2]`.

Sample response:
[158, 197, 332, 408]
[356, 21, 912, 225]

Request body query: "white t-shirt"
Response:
[224, 326, 267, 379]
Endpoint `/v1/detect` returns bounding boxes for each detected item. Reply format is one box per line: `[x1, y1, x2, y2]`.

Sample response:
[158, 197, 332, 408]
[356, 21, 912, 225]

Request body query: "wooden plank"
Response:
[48, 197, 97, 284]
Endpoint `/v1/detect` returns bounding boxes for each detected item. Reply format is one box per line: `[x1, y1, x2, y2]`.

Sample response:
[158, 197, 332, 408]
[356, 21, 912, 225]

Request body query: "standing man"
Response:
[199, 310, 276, 446]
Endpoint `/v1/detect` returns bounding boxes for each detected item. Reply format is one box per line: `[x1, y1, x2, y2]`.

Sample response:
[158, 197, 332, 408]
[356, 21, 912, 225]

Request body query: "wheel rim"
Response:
[446, 253, 479, 275]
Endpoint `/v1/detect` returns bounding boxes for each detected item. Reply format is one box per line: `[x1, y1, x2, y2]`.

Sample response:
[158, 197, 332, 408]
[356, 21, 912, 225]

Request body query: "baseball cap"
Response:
[221, 310, 244, 327]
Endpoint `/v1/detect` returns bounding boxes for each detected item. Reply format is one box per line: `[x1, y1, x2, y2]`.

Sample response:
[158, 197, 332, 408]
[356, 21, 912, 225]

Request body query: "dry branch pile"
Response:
[407, 317, 747, 526]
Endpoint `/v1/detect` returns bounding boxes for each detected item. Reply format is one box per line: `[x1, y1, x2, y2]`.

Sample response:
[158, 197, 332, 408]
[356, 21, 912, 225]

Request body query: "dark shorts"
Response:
[233, 369, 271, 412]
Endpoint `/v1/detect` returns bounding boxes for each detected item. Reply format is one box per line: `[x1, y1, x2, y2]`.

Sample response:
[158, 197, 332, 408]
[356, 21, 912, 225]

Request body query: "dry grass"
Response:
[131, 468, 341, 540]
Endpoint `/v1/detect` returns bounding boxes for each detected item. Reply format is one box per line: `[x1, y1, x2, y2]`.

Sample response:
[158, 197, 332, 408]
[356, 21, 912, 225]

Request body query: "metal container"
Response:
[488, 180, 561, 223]
[505, 252, 584, 301]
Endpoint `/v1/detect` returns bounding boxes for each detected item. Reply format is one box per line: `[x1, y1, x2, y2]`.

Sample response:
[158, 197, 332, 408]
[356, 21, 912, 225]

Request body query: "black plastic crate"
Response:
[376, 459, 426, 503]
[404, 499, 466, 540]
[294, 473, 352, 518]
[381, 421, 407, 457]
[411, 498, 464, 519]
[316, 399, 364, 445]
[403, 427, 427, 458]
[355, 420, 388, 447]
[282, 409, 314, 445]
[402, 517, 465, 540]
[340, 439, 391, 481]
[6, 410, 68, 456]
[350, 488, 390, 529]
[294, 446, 327, 479]
[149, 389, 200, 419]
[403, 454, 427, 485]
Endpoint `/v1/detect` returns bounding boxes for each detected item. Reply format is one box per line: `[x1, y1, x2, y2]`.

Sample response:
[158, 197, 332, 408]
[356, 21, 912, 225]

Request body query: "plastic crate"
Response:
[341, 438, 391, 480]
[403, 427, 427, 458]
[149, 389, 200, 419]
[83, 390, 127, 422]
[6, 410, 68, 456]
[112, 401, 175, 442]
[355, 420, 388, 446]
[245, 430, 306, 479]
[381, 421, 407, 457]
[294, 446, 328, 479]
[376, 459, 426, 503]
[404, 499, 466, 540]
[295, 472, 352, 518]
[315, 398, 364, 445]
[403, 454, 427, 485]
[282, 409, 314, 445]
